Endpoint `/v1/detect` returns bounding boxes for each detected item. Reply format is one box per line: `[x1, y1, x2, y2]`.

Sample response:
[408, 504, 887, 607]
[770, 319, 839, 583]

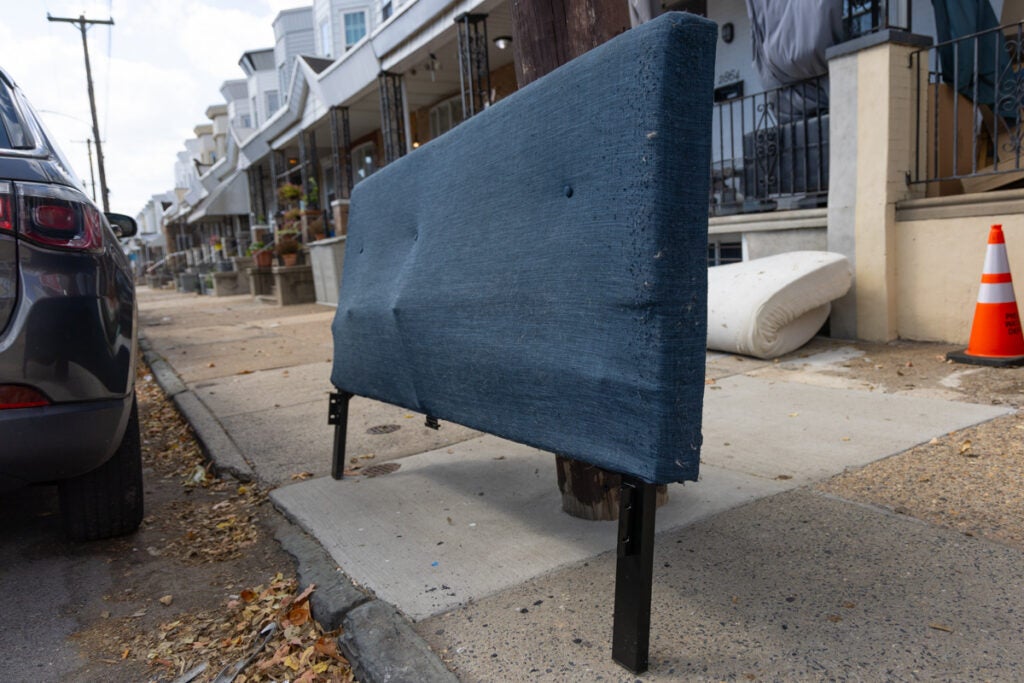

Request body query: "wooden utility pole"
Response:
[509, 0, 667, 520]
[72, 138, 97, 201]
[47, 13, 113, 212]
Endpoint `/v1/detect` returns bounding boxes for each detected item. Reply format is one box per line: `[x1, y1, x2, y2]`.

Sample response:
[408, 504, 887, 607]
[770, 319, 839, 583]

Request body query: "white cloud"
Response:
[0, 0, 299, 213]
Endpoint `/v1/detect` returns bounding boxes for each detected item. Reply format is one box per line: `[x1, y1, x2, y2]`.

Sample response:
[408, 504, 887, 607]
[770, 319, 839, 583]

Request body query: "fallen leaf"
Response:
[788, 412, 799, 418]
[827, 614, 842, 623]
[240, 589, 258, 603]
[959, 440, 973, 456]
[929, 623, 954, 633]
[206, 362, 215, 368]
[313, 636, 346, 661]
[237, 369, 254, 375]
[121, 647, 130, 659]
[287, 603, 311, 627]
[159, 595, 173, 606]
[292, 584, 316, 607]
[290, 472, 314, 481]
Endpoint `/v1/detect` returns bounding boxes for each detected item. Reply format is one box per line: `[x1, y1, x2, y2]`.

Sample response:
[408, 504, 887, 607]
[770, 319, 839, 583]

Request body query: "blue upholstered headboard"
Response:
[331, 12, 716, 484]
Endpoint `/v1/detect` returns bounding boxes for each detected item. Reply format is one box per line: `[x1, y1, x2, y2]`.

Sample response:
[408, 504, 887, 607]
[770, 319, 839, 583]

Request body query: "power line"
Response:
[46, 12, 114, 212]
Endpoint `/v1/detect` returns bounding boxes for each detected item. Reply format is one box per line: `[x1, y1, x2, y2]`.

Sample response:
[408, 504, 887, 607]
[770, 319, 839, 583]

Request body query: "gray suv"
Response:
[0, 68, 142, 541]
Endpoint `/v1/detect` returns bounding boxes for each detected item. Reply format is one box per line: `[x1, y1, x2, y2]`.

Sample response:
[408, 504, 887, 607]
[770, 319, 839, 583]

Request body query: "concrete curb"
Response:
[270, 494, 458, 681]
[172, 391, 256, 483]
[140, 333, 456, 681]
[139, 335, 255, 482]
[341, 600, 458, 683]
[139, 336, 187, 397]
[269, 514, 370, 630]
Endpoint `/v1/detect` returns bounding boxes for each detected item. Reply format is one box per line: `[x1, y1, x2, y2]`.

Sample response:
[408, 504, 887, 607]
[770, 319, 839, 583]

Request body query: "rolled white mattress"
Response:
[707, 251, 853, 359]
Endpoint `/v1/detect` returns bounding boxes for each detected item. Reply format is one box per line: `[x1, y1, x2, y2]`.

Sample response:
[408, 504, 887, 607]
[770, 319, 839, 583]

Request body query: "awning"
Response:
[188, 171, 250, 223]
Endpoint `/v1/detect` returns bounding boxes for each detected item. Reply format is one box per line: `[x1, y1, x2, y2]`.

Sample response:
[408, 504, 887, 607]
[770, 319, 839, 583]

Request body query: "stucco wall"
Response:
[745, 227, 827, 261]
[895, 205, 1024, 344]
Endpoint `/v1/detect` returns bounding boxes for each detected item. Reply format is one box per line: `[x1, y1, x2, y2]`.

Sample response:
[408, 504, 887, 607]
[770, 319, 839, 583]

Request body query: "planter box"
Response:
[178, 272, 200, 293]
[212, 270, 250, 296]
[247, 267, 275, 297]
[309, 235, 346, 306]
[272, 264, 316, 306]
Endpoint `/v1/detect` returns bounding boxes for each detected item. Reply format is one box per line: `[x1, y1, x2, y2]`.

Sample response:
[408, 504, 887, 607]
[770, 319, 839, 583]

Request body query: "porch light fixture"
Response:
[493, 35, 512, 50]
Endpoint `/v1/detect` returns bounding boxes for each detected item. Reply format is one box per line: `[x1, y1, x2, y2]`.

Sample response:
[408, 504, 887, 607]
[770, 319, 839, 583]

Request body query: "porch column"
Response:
[257, 164, 268, 224]
[378, 72, 407, 164]
[329, 106, 352, 199]
[246, 167, 259, 226]
[269, 152, 280, 221]
[456, 13, 492, 117]
[825, 29, 931, 341]
[298, 129, 309, 203]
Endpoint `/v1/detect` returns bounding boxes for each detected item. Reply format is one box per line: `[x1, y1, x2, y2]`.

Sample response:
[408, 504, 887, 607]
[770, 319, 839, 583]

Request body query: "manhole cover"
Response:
[361, 462, 401, 478]
[366, 424, 401, 435]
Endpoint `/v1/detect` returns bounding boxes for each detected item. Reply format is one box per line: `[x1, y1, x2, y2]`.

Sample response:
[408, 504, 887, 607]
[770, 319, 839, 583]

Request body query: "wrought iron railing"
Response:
[710, 75, 829, 216]
[843, 0, 911, 40]
[910, 21, 1024, 193]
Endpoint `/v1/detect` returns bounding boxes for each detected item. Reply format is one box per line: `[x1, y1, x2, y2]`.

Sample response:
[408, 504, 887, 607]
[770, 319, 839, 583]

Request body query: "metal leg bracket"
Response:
[328, 391, 353, 480]
[611, 476, 657, 673]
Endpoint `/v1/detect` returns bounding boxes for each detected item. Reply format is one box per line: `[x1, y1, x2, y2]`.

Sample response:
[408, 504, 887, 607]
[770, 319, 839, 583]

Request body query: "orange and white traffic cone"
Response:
[948, 224, 1024, 366]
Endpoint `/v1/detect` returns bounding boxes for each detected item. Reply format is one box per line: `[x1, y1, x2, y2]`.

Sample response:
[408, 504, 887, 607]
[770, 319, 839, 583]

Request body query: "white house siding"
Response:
[221, 80, 252, 131]
[274, 8, 316, 98]
[247, 70, 280, 127]
[313, 0, 375, 59]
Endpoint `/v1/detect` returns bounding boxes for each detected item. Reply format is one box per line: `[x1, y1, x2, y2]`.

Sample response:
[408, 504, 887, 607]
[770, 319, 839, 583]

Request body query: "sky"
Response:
[0, 0, 303, 217]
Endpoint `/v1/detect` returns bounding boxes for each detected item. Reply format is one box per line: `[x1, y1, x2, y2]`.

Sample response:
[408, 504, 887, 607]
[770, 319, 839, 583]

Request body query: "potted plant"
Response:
[277, 182, 302, 205]
[304, 210, 326, 240]
[275, 230, 301, 266]
[248, 241, 272, 268]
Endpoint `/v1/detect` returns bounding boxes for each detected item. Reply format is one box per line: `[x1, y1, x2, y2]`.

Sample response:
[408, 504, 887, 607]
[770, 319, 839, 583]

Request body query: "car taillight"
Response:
[17, 182, 102, 251]
[0, 385, 50, 409]
[0, 181, 12, 233]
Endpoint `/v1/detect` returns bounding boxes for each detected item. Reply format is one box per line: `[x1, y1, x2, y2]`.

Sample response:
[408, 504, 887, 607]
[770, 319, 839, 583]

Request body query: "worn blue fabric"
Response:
[331, 12, 715, 484]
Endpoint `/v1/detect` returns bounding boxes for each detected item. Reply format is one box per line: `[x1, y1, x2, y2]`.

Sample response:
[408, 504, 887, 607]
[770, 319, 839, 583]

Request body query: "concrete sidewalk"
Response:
[138, 287, 1024, 682]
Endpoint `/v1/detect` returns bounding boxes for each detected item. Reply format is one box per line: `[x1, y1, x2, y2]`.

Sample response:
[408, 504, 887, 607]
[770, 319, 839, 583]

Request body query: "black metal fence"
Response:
[910, 21, 1024, 193]
[843, 0, 912, 39]
[710, 75, 830, 216]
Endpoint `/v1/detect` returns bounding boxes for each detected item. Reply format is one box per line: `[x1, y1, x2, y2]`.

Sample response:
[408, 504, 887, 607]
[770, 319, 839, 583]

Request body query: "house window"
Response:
[251, 96, 259, 127]
[428, 95, 464, 139]
[344, 11, 368, 49]
[320, 20, 332, 58]
[352, 141, 376, 184]
[381, 1, 392, 22]
[266, 90, 280, 114]
[240, 114, 252, 128]
[708, 240, 743, 267]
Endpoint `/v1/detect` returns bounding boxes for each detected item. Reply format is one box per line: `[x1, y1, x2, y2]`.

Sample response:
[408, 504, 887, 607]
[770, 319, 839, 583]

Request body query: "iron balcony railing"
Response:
[843, 0, 912, 40]
[710, 75, 830, 216]
[910, 21, 1024, 193]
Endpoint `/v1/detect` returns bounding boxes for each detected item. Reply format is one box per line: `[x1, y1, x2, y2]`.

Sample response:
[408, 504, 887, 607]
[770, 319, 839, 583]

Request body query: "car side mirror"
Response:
[106, 213, 138, 238]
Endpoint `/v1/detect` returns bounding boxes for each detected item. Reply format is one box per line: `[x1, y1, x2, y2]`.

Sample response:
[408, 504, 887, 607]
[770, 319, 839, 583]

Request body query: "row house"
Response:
[145, 0, 1024, 345]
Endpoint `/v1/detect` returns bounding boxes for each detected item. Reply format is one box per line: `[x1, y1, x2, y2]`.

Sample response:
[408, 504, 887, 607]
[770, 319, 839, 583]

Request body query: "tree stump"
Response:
[555, 455, 669, 520]
[512, 0, 659, 520]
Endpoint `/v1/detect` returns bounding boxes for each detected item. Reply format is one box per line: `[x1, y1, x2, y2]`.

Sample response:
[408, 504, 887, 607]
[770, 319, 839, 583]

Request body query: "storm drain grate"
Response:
[361, 462, 401, 478]
[366, 424, 401, 435]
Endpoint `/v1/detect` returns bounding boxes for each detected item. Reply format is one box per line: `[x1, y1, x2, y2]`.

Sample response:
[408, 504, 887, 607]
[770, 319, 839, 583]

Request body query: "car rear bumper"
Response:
[0, 395, 132, 491]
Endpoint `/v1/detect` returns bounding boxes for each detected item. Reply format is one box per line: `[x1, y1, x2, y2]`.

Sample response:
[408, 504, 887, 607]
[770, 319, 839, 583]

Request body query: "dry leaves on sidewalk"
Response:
[135, 574, 354, 682]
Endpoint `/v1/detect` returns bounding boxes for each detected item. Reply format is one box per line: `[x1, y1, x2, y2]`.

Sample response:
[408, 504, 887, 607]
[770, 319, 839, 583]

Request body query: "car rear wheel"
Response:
[58, 395, 144, 541]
